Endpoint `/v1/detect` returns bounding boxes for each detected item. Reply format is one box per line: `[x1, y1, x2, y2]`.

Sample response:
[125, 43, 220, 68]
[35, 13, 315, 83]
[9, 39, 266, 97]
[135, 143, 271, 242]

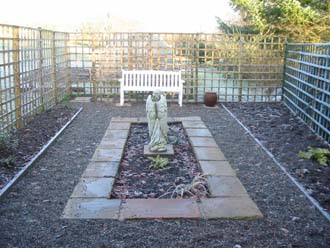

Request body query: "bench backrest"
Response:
[121, 70, 183, 90]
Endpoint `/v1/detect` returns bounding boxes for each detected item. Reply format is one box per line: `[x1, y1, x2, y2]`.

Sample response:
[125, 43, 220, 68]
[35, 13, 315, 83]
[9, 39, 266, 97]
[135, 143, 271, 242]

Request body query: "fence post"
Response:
[194, 33, 199, 103]
[65, 32, 71, 95]
[281, 42, 288, 102]
[51, 31, 58, 103]
[12, 26, 21, 128]
[238, 35, 243, 102]
[91, 34, 97, 100]
[149, 33, 153, 70]
[38, 27, 45, 112]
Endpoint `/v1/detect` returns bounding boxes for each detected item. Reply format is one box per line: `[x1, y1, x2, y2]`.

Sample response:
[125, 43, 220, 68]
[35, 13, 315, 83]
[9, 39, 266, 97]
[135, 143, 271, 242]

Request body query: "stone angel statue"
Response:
[146, 90, 169, 152]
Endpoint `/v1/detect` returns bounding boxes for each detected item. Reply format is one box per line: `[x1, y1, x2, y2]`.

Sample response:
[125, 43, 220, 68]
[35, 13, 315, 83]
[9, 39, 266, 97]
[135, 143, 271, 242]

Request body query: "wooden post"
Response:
[149, 33, 153, 70]
[281, 41, 288, 102]
[194, 34, 199, 103]
[12, 26, 22, 128]
[65, 32, 71, 95]
[38, 27, 45, 112]
[238, 35, 243, 102]
[51, 31, 57, 103]
[91, 34, 97, 100]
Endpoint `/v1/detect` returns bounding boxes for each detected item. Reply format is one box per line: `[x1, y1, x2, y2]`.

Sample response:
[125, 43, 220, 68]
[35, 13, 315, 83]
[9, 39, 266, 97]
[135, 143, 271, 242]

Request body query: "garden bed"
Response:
[1, 103, 329, 247]
[111, 122, 207, 199]
[224, 102, 330, 213]
[0, 104, 78, 190]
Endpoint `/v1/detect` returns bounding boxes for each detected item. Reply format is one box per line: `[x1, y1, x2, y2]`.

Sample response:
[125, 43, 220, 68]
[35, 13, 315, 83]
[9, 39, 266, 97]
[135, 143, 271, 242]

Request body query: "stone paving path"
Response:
[63, 116, 262, 220]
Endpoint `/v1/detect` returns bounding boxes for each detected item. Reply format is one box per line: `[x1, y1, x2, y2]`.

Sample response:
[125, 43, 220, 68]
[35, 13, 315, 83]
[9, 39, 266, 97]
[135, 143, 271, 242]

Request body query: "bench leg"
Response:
[120, 90, 124, 106]
[179, 92, 183, 107]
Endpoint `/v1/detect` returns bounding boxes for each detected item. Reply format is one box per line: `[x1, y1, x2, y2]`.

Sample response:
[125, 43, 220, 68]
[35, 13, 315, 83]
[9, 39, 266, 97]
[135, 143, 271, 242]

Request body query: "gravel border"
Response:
[223, 102, 330, 216]
[221, 103, 330, 222]
[0, 107, 83, 201]
[0, 102, 329, 247]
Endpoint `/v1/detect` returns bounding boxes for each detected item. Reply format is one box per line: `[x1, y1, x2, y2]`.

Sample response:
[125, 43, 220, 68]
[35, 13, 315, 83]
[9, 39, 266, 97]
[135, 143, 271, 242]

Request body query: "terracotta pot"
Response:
[204, 92, 217, 107]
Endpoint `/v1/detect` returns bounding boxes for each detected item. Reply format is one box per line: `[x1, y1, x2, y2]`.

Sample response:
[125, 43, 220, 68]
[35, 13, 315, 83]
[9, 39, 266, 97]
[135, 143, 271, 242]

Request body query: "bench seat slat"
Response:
[120, 70, 184, 106]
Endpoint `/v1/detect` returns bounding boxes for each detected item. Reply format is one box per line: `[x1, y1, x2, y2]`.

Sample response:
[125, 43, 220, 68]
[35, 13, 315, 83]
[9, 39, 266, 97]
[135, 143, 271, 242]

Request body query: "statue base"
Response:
[144, 145, 174, 157]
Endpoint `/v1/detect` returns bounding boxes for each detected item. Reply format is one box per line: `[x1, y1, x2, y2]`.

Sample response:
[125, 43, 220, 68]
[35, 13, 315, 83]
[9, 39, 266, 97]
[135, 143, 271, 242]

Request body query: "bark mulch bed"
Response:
[111, 122, 206, 199]
[224, 102, 330, 213]
[0, 104, 78, 190]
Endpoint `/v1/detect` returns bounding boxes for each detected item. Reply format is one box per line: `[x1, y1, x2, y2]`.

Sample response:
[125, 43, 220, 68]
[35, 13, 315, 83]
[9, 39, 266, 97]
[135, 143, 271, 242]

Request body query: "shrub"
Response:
[148, 155, 168, 169]
[0, 132, 17, 167]
[298, 147, 330, 166]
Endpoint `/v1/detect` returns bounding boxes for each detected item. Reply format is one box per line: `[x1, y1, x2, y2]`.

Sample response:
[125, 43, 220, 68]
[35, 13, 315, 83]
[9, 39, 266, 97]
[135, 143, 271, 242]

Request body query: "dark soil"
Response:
[224, 102, 330, 213]
[0, 104, 78, 190]
[0, 102, 329, 247]
[111, 123, 206, 199]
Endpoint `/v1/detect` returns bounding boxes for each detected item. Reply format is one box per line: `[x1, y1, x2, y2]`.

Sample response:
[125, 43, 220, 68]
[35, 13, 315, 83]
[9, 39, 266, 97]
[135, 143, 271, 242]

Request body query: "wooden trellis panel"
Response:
[0, 24, 70, 131]
[283, 42, 330, 143]
[1, 24, 286, 131]
[68, 32, 286, 102]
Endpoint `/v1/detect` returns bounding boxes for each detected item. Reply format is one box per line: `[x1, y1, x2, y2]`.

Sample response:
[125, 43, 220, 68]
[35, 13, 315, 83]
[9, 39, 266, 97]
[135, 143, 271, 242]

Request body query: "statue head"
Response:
[151, 90, 161, 102]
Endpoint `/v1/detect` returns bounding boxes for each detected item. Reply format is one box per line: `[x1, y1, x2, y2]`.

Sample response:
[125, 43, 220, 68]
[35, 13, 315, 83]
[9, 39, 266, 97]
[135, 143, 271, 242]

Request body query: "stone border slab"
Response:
[63, 198, 121, 219]
[185, 128, 212, 137]
[199, 161, 236, 176]
[189, 137, 218, 147]
[207, 176, 248, 197]
[71, 178, 114, 198]
[120, 199, 200, 219]
[193, 147, 226, 161]
[91, 148, 123, 162]
[199, 197, 263, 219]
[82, 161, 119, 178]
[98, 138, 127, 149]
[63, 116, 263, 220]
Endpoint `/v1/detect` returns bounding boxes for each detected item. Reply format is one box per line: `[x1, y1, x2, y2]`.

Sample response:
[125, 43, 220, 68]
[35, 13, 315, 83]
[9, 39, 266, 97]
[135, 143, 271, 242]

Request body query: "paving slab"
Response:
[103, 130, 129, 139]
[115, 103, 131, 107]
[91, 148, 123, 162]
[111, 117, 137, 122]
[175, 116, 201, 121]
[194, 147, 226, 161]
[185, 128, 212, 137]
[64, 116, 260, 220]
[82, 161, 119, 178]
[108, 122, 130, 130]
[143, 145, 174, 157]
[98, 138, 127, 149]
[199, 197, 263, 219]
[70, 97, 92, 102]
[199, 160, 236, 176]
[120, 199, 201, 219]
[182, 121, 207, 129]
[207, 176, 248, 197]
[63, 198, 121, 219]
[71, 178, 114, 198]
[189, 137, 218, 147]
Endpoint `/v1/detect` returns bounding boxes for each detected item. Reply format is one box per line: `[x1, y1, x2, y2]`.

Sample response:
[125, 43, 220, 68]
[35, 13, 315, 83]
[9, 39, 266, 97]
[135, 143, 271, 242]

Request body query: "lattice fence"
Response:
[0, 24, 70, 130]
[1, 24, 286, 131]
[69, 32, 286, 102]
[283, 43, 330, 143]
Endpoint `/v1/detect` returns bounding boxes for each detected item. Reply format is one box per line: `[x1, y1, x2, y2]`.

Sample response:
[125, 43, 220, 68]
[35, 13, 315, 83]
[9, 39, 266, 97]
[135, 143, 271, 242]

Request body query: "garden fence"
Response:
[1, 24, 286, 131]
[283, 43, 330, 144]
[0, 24, 70, 131]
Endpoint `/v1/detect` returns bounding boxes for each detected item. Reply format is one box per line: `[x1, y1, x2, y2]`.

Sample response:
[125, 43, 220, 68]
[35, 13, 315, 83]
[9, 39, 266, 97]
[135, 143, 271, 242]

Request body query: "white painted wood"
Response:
[119, 70, 185, 107]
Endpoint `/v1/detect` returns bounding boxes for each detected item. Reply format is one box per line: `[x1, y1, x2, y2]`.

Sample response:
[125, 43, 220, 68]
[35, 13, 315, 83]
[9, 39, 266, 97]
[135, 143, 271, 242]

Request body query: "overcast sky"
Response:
[0, 0, 238, 32]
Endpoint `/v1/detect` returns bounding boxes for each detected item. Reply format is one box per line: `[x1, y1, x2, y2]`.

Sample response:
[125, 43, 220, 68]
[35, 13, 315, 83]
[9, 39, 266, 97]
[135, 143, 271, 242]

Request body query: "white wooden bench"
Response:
[119, 70, 185, 106]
